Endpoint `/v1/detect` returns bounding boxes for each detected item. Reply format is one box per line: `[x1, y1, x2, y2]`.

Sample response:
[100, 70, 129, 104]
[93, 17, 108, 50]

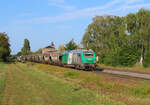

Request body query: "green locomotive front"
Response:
[62, 50, 96, 70]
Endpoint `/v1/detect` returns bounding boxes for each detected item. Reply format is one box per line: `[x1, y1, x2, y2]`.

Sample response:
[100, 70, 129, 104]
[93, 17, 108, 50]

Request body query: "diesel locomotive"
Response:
[17, 49, 97, 70]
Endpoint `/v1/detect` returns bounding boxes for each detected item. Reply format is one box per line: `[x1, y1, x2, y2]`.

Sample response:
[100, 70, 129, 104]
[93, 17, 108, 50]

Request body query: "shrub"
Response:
[0, 33, 11, 62]
[102, 45, 140, 67]
[143, 50, 150, 67]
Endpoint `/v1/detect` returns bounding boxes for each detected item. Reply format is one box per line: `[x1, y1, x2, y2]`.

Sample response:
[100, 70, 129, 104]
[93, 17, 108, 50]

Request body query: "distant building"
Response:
[42, 42, 56, 54]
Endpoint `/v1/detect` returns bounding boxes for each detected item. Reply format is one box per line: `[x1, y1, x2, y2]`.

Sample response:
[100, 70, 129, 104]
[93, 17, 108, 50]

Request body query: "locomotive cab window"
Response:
[84, 53, 93, 57]
[84, 51, 94, 58]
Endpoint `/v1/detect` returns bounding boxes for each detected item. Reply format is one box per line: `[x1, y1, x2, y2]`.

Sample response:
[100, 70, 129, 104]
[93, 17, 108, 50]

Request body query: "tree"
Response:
[33, 48, 42, 54]
[58, 45, 65, 52]
[82, 16, 127, 62]
[82, 12, 142, 66]
[76, 44, 81, 49]
[16, 51, 22, 56]
[126, 9, 150, 66]
[0, 32, 11, 61]
[82, 16, 109, 56]
[21, 39, 31, 55]
[65, 39, 78, 50]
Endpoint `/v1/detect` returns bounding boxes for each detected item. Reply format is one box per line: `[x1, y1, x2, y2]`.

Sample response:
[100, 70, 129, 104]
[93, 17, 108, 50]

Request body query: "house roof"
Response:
[44, 42, 55, 49]
[44, 46, 55, 49]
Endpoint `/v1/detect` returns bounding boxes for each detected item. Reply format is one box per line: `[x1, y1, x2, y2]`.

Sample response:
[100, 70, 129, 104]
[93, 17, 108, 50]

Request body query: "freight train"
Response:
[17, 49, 97, 70]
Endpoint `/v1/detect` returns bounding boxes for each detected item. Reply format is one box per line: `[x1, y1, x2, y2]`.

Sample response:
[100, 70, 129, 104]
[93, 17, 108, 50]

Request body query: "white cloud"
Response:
[113, 0, 149, 13]
[122, 3, 150, 10]
[119, 0, 143, 11]
[17, 0, 122, 24]
[102, 3, 150, 16]
[50, 4, 75, 11]
[125, 0, 142, 5]
[48, 0, 75, 11]
[16, 0, 150, 24]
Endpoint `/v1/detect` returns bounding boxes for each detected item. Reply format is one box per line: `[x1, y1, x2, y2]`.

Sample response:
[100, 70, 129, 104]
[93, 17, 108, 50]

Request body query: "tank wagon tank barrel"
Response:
[17, 49, 97, 71]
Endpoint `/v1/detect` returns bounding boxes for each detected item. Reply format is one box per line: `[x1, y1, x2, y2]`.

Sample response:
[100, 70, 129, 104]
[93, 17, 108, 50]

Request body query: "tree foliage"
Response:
[65, 39, 78, 50]
[58, 45, 65, 52]
[82, 9, 150, 67]
[0, 33, 11, 61]
[21, 39, 31, 55]
[16, 51, 22, 56]
[32, 48, 42, 54]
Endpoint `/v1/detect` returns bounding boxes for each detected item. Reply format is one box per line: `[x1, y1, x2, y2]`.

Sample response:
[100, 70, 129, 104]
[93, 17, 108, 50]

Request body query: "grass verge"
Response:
[24, 62, 150, 105]
[0, 63, 6, 105]
[0, 62, 123, 105]
[17, 63, 122, 105]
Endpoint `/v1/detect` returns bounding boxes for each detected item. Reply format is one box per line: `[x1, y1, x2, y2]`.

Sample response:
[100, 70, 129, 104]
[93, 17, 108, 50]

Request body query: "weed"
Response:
[84, 76, 92, 83]
[64, 71, 79, 79]
[131, 86, 150, 98]
[96, 81, 103, 87]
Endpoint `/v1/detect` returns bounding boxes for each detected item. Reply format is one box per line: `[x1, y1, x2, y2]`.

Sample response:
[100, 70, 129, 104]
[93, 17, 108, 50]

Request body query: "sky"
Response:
[0, 0, 150, 54]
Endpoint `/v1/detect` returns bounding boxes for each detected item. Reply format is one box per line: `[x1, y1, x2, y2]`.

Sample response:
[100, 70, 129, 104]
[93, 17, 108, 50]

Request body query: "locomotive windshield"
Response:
[84, 53, 93, 57]
[84, 51, 94, 58]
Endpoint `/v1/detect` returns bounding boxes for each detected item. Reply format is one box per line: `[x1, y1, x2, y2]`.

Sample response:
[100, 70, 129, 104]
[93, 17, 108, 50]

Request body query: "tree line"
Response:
[82, 9, 150, 67]
[0, 34, 78, 61]
[1, 9, 150, 67]
[16, 38, 79, 56]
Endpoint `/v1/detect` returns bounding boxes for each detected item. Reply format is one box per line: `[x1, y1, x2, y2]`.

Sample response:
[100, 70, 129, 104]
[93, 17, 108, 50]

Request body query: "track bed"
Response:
[95, 68, 150, 80]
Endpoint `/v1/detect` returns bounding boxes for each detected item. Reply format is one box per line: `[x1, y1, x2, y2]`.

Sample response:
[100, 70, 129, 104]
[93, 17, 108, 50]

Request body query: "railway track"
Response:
[94, 67, 150, 81]
[21, 61, 150, 81]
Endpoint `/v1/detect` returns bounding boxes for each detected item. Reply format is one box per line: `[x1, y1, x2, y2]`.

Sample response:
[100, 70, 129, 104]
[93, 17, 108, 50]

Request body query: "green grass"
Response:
[2, 62, 150, 105]
[130, 84, 150, 98]
[26, 62, 150, 105]
[84, 76, 93, 83]
[17, 63, 122, 105]
[0, 62, 123, 105]
[0, 62, 5, 70]
[64, 71, 79, 79]
[0, 63, 6, 104]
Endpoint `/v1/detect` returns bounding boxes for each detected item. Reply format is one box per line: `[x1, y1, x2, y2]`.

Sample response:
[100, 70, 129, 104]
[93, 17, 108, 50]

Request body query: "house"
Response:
[42, 42, 56, 54]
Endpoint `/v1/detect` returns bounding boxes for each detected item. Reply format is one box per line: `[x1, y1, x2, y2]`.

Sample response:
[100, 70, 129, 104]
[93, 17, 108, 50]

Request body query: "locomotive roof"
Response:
[63, 49, 93, 54]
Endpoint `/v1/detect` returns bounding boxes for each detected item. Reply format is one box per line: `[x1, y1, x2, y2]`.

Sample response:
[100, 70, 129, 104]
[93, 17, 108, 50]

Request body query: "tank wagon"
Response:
[18, 49, 96, 70]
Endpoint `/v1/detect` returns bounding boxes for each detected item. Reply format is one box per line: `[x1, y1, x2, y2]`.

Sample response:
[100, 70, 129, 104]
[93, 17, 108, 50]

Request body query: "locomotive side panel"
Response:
[72, 53, 81, 65]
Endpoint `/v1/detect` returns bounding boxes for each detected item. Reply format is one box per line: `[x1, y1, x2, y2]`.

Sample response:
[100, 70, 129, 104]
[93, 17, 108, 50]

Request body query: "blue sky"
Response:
[0, 0, 150, 54]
